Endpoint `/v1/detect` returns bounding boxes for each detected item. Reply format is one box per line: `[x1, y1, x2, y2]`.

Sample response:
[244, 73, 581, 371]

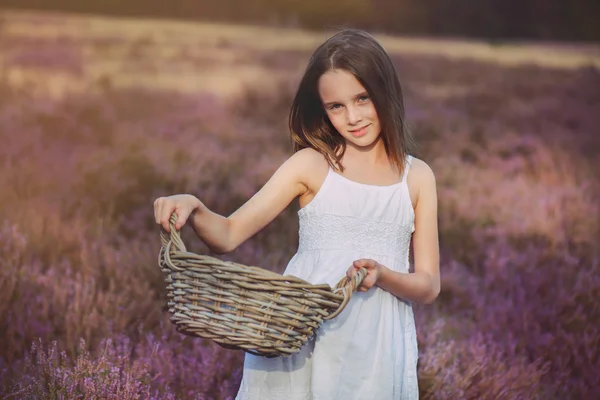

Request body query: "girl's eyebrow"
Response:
[323, 91, 369, 107]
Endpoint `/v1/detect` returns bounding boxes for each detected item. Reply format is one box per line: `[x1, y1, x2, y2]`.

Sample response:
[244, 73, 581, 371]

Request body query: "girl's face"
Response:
[318, 68, 381, 148]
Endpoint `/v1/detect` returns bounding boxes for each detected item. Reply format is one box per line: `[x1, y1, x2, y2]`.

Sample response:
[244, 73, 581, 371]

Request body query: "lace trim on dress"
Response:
[298, 213, 413, 259]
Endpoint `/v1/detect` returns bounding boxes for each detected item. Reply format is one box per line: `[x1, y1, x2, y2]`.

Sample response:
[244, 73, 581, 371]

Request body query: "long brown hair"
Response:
[289, 29, 417, 175]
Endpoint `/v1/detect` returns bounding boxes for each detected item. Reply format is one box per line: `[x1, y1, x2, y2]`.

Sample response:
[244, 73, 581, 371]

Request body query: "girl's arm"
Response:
[377, 159, 440, 303]
[348, 159, 440, 304]
[188, 148, 319, 254]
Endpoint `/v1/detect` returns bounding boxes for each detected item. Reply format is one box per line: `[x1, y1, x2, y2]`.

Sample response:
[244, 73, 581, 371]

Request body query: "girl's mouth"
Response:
[350, 124, 370, 138]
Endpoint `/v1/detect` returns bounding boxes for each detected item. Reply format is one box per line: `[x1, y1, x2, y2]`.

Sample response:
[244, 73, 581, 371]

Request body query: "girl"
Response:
[154, 29, 440, 400]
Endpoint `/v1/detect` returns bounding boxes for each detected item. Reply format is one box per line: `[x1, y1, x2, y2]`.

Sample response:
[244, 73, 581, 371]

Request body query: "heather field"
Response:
[1, 9, 599, 400]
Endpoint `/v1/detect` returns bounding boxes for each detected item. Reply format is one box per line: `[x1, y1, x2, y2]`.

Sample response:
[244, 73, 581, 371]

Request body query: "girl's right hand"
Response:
[153, 194, 202, 233]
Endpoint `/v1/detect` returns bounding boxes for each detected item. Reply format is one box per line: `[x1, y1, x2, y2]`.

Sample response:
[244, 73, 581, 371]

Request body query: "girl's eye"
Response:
[358, 95, 369, 102]
[329, 104, 342, 110]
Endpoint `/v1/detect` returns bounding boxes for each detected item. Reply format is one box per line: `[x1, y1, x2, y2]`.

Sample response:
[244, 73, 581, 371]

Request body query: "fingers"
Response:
[349, 259, 380, 293]
[353, 258, 376, 268]
[346, 267, 366, 292]
[346, 265, 356, 278]
[154, 197, 165, 231]
[175, 209, 189, 231]
[154, 197, 177, 233]
[347, 265, 368, 293]
[154, 195, 198, 233]
[160, 201, 172, 232]
[354, 282, 369, 292]
[347, 260, 371, 281]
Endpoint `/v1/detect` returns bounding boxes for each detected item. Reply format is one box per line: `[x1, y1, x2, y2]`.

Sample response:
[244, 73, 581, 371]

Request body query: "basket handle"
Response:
[324, 267, 368, 320]
[159, 213, 188, 271]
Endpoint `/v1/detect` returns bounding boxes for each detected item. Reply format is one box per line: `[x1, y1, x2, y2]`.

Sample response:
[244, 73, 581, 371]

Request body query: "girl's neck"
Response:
[343, 137, 390, 167]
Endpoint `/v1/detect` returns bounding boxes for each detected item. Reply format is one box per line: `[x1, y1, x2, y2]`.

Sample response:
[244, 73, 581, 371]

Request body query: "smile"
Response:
[349, 124, 370, 137]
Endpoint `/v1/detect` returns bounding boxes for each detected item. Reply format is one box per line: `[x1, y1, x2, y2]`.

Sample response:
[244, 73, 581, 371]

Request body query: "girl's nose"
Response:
[346, 106, 362, 125]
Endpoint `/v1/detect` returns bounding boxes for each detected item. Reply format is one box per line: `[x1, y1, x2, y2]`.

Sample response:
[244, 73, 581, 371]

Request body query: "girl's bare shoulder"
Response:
[408, 156, 435, 178]
[290, 147, 330, 196]
[291, 147, 329, 167]
[407, 156, 437, 203]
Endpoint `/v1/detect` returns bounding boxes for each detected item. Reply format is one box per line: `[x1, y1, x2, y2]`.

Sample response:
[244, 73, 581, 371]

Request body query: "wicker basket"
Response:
[158, 213, 366, 357]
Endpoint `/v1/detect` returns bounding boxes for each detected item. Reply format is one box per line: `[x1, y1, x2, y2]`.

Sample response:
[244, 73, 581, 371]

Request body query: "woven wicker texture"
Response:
[159, 213, 367, 357]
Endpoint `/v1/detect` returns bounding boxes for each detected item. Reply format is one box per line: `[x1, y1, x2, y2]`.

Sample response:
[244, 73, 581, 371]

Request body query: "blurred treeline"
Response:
[1, 0, 599, 42]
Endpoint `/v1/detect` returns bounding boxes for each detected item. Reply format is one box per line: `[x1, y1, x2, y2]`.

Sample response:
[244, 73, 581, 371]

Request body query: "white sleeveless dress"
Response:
[236, 155, 419, 400]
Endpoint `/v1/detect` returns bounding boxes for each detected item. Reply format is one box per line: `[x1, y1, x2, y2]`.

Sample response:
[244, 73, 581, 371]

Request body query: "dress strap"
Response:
[402, 155, 412, 182]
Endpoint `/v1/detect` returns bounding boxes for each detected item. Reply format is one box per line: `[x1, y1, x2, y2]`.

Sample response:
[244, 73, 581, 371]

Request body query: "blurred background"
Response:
[1, 0, 600, 41]
[0, 1, 598, 399]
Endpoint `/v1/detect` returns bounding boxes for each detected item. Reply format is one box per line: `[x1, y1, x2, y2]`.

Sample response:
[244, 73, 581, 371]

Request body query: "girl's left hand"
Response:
[347, 259, 383, 292]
